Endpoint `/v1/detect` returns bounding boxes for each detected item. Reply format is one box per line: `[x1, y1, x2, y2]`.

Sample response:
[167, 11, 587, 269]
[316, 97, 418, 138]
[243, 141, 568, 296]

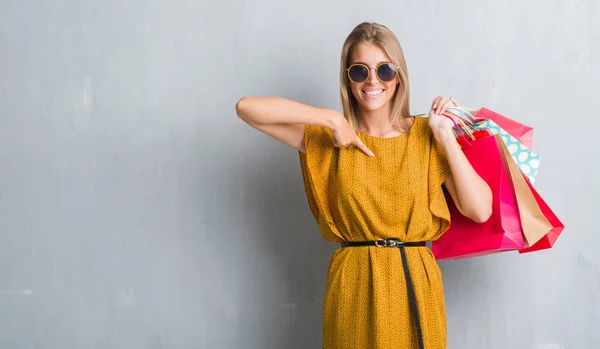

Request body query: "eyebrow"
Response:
[350, 61, 391, 66]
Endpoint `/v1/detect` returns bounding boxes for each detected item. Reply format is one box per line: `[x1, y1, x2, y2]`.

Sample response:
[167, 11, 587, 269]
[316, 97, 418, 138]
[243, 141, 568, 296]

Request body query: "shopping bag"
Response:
[445, 109, 541, 185]
[432, 132, 525, 260]
[477, 107, 534, 149]
[498, 137, 552, 246]
[517, 178, 565, 253]
[446, 107, 534, 149]
[475, 119, 542, 185]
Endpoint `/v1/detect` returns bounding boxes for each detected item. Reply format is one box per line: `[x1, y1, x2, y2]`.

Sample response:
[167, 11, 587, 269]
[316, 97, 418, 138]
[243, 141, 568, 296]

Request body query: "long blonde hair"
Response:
[340, 22, 411, 131]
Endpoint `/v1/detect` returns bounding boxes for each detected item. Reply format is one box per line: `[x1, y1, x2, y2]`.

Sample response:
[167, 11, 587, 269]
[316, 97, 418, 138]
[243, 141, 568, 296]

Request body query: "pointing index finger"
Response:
[353, 137, 374, 157]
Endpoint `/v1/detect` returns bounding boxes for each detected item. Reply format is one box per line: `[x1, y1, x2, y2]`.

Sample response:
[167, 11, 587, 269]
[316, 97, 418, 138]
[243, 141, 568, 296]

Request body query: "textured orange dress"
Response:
[299, 116, 451, 349]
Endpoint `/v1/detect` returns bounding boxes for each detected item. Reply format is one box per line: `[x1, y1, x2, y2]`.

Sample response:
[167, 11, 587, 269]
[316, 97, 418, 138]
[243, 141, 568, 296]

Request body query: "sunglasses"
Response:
[346, 62, 400, 83]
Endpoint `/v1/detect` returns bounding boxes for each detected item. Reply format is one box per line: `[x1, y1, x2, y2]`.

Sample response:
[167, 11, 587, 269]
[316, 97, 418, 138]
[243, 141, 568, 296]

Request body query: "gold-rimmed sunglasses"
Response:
[346, 62, 401, 83]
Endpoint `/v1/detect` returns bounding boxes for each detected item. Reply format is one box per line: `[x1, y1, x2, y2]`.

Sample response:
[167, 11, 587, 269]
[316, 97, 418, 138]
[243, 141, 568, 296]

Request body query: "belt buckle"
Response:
[375, 239, 399, 247]
[375, 239, 387, 247]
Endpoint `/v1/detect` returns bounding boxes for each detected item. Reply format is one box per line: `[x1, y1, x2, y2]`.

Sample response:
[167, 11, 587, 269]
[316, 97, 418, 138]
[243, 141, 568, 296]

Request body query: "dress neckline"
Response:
[357, 116, 420, 140]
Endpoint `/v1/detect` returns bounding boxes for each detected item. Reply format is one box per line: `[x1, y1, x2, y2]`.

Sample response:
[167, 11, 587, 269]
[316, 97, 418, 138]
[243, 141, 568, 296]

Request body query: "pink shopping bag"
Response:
[432, 133, 525, 260]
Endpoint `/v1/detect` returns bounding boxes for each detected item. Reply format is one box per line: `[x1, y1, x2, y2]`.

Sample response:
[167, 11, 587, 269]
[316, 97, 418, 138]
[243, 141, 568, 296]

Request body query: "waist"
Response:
[340, 238, 427, 248]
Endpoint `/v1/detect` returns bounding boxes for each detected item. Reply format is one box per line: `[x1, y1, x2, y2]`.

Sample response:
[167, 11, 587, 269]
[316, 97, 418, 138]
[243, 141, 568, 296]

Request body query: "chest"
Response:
[329, 141, 428, 204]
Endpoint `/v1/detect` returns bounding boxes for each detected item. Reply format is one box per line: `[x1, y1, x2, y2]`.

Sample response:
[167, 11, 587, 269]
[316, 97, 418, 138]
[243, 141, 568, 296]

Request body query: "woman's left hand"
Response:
[428, 96, 459, 141]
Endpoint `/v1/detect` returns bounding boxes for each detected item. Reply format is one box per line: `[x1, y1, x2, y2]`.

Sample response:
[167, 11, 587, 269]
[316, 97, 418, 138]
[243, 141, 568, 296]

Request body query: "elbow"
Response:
[457, 190, 493, 224]
[470, 205, 492, 224]
[236, 96, 260, 126]
[469, 194, 493, 224]
[456, 203, 492, 224]
[235, 96, 248, 120]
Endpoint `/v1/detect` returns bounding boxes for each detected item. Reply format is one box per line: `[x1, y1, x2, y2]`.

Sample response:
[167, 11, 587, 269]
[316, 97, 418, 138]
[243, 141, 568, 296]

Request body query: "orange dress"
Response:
[299, 116, 451, 349]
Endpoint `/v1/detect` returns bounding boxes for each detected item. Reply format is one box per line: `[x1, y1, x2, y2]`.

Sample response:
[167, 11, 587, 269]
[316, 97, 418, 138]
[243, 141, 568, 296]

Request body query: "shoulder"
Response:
[411, 115, 435, 142]
[305, 124, 331, 137]
[304, 125, 333, 148]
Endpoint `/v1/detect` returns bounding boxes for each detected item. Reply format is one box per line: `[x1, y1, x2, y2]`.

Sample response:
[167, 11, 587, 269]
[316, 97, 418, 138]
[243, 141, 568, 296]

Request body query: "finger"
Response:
[435, 96, 445, 111]
[440, 99, 454, 115]
[431, 95, 443, 111]
[436, 97, 447, 114]
[353, 137, 374, 157]
[431, 97, 440, 114]
[334, 140, 349, 148]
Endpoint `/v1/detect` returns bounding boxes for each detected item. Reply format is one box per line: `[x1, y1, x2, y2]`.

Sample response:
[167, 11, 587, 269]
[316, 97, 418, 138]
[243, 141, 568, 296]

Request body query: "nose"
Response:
[366, 67, 378, 84]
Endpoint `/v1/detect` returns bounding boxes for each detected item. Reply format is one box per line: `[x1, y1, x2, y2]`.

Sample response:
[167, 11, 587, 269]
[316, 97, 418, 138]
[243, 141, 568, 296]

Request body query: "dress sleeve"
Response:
[428, 132, 452, 235]
[299, 126, 321, 221]
[298, 125, 344, 242]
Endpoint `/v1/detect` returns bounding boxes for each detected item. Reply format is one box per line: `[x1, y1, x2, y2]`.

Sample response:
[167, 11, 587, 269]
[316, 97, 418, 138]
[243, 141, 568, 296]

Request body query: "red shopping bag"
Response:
[432, 133, 525, 260]
[517, 177, 565, 253]
[474, 108, 534, 149]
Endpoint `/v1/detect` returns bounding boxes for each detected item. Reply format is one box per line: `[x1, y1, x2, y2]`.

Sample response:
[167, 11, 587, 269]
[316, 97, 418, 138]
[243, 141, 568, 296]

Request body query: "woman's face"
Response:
[348, 42, 399, 113]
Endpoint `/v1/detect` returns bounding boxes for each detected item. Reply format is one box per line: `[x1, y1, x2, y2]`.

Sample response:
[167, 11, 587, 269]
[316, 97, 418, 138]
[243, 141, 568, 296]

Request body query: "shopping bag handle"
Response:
[443, 113, 473, 147]
[444, 111, 477, 138]
[446, 106, 478, 122]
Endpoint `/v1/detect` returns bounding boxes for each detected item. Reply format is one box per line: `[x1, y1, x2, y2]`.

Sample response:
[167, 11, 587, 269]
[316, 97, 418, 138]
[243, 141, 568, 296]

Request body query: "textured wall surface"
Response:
[0, 0, 598, 348]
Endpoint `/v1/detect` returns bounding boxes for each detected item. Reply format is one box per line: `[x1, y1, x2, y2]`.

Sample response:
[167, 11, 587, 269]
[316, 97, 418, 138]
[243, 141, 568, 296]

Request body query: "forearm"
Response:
[438, 129, 493, 222]
[236, 96, 340, 129]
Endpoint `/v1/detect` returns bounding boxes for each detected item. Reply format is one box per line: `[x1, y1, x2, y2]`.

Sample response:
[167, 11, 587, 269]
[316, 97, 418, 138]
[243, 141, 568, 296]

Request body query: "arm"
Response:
[439, 130, 493, 223]
[429, 96, 493, 223]
[235, 96, 373, 156]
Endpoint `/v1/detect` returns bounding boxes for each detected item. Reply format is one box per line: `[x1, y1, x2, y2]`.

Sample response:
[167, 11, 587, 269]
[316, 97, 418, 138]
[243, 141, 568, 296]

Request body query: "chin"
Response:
[359, 100, 390, 111]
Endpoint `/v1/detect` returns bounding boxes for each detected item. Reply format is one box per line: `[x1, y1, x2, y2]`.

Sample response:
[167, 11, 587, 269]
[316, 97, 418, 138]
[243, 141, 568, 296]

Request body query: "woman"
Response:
[236, 21, 492, 349]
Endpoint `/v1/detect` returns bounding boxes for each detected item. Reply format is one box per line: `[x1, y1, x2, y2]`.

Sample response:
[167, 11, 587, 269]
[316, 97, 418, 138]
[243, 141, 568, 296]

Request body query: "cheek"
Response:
[350, 84, 362, 99]
[385, 82, 398, 97]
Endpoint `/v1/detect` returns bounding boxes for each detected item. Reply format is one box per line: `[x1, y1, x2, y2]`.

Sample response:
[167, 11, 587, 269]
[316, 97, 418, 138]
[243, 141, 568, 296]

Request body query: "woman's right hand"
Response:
[236, 96, 373, 156]
[330, 113, 374, 157]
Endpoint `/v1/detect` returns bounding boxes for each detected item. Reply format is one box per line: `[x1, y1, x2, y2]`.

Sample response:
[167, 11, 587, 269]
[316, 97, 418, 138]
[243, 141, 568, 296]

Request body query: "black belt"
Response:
[341, 239, 426, 349]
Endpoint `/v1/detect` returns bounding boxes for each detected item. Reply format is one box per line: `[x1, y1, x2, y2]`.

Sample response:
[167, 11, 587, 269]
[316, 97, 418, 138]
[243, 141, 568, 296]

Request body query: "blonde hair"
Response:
[340, 22, 411, 131]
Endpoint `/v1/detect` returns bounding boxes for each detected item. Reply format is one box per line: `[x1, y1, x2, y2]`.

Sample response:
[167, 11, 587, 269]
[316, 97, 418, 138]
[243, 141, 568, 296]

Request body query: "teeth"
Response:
[365, 90, 383, 96]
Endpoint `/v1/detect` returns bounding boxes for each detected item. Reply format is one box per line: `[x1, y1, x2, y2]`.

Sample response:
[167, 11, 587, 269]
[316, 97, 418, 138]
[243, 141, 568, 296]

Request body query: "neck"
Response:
[358, 106, 396, 136]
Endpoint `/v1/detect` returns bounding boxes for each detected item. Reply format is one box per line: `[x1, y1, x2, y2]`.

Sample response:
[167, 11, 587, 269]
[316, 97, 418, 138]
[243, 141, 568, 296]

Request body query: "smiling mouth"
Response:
[362, 89, 384, 97]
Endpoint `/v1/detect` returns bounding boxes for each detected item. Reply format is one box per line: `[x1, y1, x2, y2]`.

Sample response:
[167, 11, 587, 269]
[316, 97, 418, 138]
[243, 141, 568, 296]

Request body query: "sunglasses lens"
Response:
[377, 64, 397, 81]
[349, 65, 368, 83]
